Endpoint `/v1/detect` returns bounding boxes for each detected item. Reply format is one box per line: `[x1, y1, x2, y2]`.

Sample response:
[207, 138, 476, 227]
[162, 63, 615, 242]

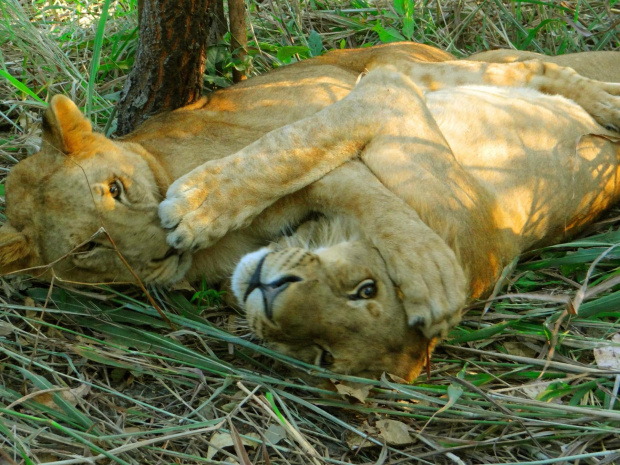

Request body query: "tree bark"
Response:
[229, 0, 247, 83]
[116, 0, 224, 136]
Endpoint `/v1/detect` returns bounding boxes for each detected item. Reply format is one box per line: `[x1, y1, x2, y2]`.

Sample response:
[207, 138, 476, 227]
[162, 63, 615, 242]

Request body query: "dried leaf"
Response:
[31, 384, 90, 410]
[334, 382, 372, 402]
[387, 373, 408, 384]
[25, 297, 38, 319]
[594, 333, 620, 370]
[0, 322, 16, 337]
[376, 419, 414, 446]
[207, 432, 236, 461]
[62, 383, 90, 405]
[123, 427, 144, 434]
[228, 420, 252, 465]
[32, 453, 59, 464]
[564, 17, 593, 37]
[345, 421, 377, 450]
[264, 424, 287, 445]
[207, 431, 259, 461]
[0, 449, 18, 465]
[521, 381, 562, 404]
[31, 391, 60, 410]
[169, 279, 194, 291]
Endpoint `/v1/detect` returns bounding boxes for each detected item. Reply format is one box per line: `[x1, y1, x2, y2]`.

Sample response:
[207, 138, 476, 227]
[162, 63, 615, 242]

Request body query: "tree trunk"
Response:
[229, 0, 247, 83]
[116, 0, 225, 136]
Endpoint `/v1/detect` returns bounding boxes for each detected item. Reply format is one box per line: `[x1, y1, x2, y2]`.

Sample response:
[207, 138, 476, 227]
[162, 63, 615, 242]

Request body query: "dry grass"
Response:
[1, 0, 620, 464]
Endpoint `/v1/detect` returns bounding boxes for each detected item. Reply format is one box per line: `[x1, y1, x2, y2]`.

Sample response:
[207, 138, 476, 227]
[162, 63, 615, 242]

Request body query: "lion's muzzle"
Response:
[243, 252, 302, 320]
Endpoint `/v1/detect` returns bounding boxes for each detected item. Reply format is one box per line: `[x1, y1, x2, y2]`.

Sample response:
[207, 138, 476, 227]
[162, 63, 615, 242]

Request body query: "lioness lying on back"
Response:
[1, 43, 620, 381]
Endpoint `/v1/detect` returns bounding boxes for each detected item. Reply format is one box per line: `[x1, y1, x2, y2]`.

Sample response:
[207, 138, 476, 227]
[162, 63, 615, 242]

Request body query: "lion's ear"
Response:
[42, 95, 93, 154]
[0, 223, 36, 274]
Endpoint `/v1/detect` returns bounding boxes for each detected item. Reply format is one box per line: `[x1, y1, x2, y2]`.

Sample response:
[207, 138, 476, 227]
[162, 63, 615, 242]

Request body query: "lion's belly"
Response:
[427, 86, 603, 174]
[427, 86, 620, 248]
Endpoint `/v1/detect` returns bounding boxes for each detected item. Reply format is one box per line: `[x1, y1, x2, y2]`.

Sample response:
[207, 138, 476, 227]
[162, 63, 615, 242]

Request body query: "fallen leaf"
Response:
[123, 427, 144, 434]
[33, 453, 60, 464]
[376, 419, 414, 446]
[24, 296, 40, 321]
[334, 382, 372, 403]
[345, 421, 377, 450]
[264, 424, 287, 445]
[521, 381, 561, 403]
[31, 391, 60, 410]
[0, 322, 16, 337]
[387, 373, 408, 384]
[207, 431, 259, 461]
[46, 326, 64, 339]
[31, 384, 90, 410]
[594, 333, 620, 370]
[229, 420, 252, 465]
[63, 384, 90, 405]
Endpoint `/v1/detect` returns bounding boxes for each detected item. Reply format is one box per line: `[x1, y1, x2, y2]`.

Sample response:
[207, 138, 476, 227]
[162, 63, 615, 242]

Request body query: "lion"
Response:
[1, 43, 620, 381]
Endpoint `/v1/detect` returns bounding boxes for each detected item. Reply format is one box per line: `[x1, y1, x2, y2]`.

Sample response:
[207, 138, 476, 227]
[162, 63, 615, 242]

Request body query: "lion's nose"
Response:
[244, 254, 302, 319]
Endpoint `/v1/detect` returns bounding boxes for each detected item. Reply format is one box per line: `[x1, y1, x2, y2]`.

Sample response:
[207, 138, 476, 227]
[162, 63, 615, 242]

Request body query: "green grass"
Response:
[1, 0, 620, 463]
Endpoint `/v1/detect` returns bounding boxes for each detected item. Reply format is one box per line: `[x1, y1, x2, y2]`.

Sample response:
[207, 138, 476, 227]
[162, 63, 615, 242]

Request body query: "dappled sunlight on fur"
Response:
[1, 43, 619, 380]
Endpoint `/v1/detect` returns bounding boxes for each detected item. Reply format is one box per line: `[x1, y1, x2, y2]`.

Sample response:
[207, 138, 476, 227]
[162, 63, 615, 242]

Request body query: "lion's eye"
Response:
[318, 350, 334, 367]
[350, 279, 377, 300]
[109, 180, 123, 199]
[77, 241, 98, 254]
[314, 345, 335, 367]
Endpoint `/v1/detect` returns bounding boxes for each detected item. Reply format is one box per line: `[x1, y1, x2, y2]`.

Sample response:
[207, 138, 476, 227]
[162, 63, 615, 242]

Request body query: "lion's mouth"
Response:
[145, 250, 192, 285]
[152, 247, 179, 262]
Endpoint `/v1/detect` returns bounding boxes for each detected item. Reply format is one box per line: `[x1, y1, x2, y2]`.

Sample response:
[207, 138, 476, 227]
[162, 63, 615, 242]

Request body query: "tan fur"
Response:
[469, 49, 620, 83]
[231, 222, 434, 380]
[1, 43, 620, 380]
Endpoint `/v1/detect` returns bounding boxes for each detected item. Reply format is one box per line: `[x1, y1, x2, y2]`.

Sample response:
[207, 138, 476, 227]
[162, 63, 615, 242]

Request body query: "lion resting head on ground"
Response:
[0, 95, 191, 284]
[231, 218, 435, 379]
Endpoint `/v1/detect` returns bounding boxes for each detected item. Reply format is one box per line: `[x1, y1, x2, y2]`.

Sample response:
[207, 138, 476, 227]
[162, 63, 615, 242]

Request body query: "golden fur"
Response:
[2, 43, 620, 381]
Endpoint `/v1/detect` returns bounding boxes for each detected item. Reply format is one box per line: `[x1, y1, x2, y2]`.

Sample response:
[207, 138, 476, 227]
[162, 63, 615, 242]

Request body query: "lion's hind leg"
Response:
[365, 57, 620, 132]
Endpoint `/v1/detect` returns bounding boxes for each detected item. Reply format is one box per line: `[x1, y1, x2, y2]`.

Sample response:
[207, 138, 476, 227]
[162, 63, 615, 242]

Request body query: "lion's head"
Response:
[0, 95, 191, 284]
[231, 218, 435, 381]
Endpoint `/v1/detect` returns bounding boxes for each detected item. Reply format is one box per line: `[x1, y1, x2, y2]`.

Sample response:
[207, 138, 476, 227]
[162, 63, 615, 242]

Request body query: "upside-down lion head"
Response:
[0, 95, 191, 284]
[231, 218, 436, 381]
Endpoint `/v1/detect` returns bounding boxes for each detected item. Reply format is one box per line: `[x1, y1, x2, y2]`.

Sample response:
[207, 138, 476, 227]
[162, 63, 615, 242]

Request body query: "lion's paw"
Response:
[162, 208, 233, 251]
[583, 81, 620, 133]
[159, 183, 199, 229]
[587, 82, 620, 132]
[379, 233, 466, 340]
[159, 164, 252, 252]
[538, 64, 620, 133]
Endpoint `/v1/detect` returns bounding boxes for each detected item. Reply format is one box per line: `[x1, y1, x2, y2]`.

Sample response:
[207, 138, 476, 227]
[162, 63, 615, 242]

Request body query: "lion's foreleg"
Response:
[299, 160, 467, 339]
[159, 68, 431, 251]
